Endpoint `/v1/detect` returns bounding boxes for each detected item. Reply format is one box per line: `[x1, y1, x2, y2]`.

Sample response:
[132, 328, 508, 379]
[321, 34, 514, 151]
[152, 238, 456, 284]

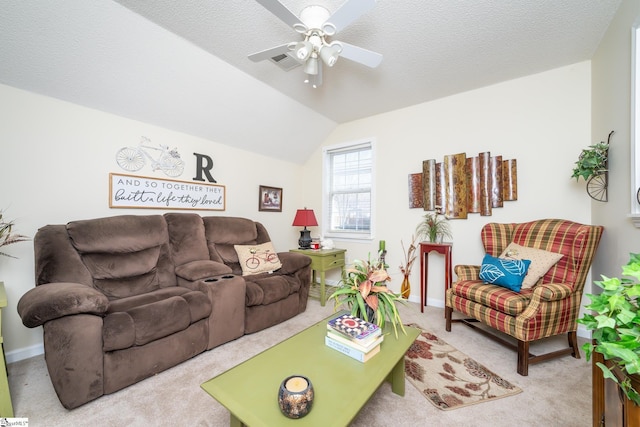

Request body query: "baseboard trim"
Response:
[6, 343, 44, 364]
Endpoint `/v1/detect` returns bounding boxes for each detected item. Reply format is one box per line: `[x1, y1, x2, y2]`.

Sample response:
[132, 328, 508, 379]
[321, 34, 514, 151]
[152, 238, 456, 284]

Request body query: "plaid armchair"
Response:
[445, 219, 603, 376]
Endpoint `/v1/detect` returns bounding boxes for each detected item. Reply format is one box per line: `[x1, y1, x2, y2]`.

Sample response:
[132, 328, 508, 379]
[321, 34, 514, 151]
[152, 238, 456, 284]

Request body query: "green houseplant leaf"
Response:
[578, 253, 640, 406]
[571, 141, 609, 181]
[415, 212, 452, 243]
[328, 254, 406, 338]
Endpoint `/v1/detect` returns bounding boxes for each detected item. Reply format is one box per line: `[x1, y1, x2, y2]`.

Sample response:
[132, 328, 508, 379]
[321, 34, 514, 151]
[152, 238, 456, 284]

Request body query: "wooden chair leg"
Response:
[517, 340, 529, 376]
[568, 331, 580, 359]
[445, 306, 452, 332]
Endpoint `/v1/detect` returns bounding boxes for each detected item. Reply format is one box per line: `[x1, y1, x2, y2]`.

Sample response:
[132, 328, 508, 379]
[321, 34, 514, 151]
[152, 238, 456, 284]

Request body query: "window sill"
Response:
[629, 213, 640, 228]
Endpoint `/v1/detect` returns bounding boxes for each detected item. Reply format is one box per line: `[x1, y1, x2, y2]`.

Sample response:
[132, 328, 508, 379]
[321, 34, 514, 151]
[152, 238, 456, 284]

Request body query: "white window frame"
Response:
[322, 139, 376, 242]
[631, 22, 640, 226]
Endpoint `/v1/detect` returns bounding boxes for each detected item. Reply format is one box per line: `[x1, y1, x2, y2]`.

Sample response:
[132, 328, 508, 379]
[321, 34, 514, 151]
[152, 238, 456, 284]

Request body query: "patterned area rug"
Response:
[404, 323, 522, 410]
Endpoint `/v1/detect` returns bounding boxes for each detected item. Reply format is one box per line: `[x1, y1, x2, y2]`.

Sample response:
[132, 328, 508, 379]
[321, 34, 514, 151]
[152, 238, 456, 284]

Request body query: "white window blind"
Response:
[323, 141, 374, 239]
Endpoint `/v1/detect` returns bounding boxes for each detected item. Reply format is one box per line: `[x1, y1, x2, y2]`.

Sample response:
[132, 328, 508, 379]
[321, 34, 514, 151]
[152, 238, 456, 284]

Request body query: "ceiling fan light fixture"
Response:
[320, 44, 340, 67]
[294, 40, 312, 61]
[305, 71, 321, 88]
[304, 55, 319, 75]
[251, 0, 382, 88]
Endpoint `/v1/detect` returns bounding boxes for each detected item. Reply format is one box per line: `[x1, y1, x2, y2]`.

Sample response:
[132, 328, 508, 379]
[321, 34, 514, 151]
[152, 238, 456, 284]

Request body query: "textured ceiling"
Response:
[0, 0, 622, 164]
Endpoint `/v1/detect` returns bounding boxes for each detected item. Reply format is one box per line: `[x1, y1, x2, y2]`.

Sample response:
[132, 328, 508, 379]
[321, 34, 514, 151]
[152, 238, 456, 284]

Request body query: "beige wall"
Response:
[0, 47, 616, 360]
[591, 0, 640, 282]
[0, 83, 305, 360]
[302, 62, 593, 310]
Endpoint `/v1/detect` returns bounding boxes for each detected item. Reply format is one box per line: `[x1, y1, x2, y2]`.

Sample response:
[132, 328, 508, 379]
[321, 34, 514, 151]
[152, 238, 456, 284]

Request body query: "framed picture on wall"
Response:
[258, 185, 283, 212]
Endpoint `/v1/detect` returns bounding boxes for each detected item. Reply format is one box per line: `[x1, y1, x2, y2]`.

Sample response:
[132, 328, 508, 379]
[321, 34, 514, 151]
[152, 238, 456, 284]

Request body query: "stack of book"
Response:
[325, 312, 384, 362]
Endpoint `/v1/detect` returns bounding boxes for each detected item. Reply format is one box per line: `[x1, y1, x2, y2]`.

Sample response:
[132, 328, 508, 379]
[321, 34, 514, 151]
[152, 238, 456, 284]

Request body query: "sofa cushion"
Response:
[203, 217, 258, 244]
[203, 217, 262, 266]
[500, 242, 563, 289]
[479, 254, 531, 292]
[245, 275, 300, 306]
[449, 280, 533, 316]
[66, 215, 176, 298]
[67, 215, 167, 253]
[94, 270, 161, 300]
[164, 213, 210, 265]
[103, 289, 212, 351]
[84, 247, 165, 299]
[106, 287, 190, 313]
[234, 242, 282, 276]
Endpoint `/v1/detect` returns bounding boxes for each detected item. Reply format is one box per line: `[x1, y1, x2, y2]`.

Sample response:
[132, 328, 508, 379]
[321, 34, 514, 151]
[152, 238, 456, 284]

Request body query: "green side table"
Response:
[290, 248, 346, 306]
[0, 282, 14, 417]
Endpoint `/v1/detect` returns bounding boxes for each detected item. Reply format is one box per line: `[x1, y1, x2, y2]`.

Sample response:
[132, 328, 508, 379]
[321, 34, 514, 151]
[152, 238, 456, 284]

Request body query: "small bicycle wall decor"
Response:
[116, 136, 185, 177]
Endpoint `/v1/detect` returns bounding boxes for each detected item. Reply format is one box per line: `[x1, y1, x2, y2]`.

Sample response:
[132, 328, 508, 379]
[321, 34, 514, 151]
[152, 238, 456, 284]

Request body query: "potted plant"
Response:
[0, 210, 29, 258]
[415, 211, 452, 243]
[328, 254, 406, 337]
[571, 133, 612, 181]
[577, 253, 640, 405]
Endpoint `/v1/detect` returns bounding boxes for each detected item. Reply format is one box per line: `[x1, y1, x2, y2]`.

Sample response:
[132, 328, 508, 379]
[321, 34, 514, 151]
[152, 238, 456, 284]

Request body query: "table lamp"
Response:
[292, 208, 318, 249]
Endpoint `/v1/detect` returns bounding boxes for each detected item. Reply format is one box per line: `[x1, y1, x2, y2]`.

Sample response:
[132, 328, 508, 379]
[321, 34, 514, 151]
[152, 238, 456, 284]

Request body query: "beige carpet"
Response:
[8, 300, 591, 426]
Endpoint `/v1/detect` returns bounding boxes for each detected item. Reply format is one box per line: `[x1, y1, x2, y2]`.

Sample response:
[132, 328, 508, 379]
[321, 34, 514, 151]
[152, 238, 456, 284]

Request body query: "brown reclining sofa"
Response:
[17, 213, 311, 409]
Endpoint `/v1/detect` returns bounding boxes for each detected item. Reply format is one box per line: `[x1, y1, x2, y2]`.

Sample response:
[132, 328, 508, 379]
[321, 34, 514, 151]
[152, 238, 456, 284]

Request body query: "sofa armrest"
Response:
[454, 265, 481, 282]
[275, 252, 312, 275]
[175, 260, 232, 281]
[532, 283, 573, 302]
[17, 282, 109, 328]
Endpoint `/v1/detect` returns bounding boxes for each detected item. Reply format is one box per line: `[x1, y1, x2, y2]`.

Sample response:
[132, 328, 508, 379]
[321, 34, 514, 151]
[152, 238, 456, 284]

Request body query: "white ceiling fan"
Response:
[248, 0, 382, 88]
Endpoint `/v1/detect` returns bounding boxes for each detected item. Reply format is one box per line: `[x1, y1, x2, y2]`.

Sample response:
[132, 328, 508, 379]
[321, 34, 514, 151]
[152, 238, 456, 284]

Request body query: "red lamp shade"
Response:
[292, 209, 318, 228]
[292, 209, 318, 249]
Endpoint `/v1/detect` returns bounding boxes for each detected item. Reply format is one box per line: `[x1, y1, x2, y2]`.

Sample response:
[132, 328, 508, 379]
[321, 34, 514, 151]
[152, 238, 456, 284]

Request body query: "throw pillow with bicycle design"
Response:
[234, 242, 283, 275]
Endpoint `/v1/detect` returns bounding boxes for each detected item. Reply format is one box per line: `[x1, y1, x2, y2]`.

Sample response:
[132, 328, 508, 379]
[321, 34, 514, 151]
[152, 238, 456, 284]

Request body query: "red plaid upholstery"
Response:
[446, 219, 603, 342]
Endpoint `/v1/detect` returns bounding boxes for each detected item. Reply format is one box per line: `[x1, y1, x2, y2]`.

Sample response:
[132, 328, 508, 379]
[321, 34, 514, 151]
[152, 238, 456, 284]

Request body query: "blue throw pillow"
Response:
[479, 254, 531, 292]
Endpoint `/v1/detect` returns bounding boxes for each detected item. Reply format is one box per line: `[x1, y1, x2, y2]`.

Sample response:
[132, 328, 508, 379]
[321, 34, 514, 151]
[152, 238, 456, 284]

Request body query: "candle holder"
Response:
[278, 375, 314, 419]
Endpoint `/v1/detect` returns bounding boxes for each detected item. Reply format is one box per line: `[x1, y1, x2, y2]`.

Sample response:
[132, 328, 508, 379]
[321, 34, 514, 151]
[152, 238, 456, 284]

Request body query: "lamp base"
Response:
[298, 229, 312, 249]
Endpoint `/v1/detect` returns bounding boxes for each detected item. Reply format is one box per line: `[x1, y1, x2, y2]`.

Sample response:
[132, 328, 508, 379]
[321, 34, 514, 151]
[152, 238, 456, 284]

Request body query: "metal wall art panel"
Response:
[415, 152, 518, 218]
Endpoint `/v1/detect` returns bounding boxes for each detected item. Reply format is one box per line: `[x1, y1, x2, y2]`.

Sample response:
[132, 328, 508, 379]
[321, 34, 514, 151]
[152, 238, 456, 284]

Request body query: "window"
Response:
[632, 23, 640, 226]
[323, 140, 375, 240]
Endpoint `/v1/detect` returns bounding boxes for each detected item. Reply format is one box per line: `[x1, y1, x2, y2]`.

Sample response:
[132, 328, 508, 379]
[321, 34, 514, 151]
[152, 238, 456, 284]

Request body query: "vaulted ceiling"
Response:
[0, 1, 621, 163]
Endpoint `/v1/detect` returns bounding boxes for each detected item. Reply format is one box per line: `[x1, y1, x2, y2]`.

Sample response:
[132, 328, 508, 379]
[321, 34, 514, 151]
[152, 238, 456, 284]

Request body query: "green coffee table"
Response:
[201, 314, 420, 426]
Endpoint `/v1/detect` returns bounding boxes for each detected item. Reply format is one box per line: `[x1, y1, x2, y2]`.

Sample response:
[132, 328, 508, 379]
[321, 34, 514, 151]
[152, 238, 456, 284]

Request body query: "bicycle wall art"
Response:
[109, 173, 226, 211]
[116, 136, 185, 177]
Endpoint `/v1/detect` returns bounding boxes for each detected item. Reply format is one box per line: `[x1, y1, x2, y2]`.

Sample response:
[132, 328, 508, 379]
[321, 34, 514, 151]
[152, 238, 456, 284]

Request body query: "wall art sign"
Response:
[109, 173, 225, 211]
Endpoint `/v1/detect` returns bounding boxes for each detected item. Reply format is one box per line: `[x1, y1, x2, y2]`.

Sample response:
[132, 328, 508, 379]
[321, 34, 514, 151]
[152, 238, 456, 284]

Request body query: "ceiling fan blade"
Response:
[255, 0, 306, 31]
[324, 0, 377, 34]
[248, 43, 292, 62]
[338, 42, 382, 68]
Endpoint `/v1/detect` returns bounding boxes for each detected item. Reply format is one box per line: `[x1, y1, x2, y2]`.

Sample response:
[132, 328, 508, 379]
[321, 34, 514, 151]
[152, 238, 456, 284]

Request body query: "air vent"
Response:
[269, 52, 301, 71]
